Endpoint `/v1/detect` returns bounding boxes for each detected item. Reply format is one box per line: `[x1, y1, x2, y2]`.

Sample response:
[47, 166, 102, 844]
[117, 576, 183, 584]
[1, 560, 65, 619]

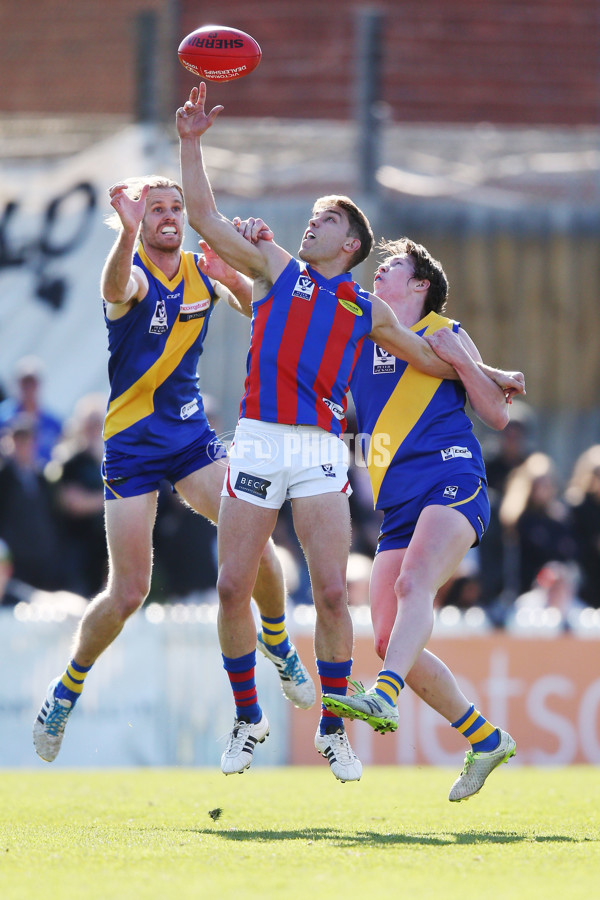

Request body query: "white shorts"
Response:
[222, 418, 352, 509]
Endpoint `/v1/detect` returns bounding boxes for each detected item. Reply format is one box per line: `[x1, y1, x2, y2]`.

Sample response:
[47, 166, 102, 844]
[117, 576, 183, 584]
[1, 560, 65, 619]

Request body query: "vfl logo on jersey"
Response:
[441, 446, 473, 461]
[179, 299, 210, 321]
[373, 344, 396, 374]
[321, 464, 336, 478]
[338, 298, 363, 316]
[323, 398, 345, 420]
[292, 274, 315, 301]
[180, 399, 199, 420]
[149, 299, 168, 334]
[443, 485, 459, 500]
[235, 472, 272, 499]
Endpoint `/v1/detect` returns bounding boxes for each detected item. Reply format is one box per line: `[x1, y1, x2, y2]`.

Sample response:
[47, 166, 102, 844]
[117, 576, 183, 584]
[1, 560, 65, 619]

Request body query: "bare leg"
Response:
[70, 493, 157, 666]
[376, 505, 475, 678]
[291, 492, 352, 661]
[176, 462, 286, 618]
[216, 495, 279, 658]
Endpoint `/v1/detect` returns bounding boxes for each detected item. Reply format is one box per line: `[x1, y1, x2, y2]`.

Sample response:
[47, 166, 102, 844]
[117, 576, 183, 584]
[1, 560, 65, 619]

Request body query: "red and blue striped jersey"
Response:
[239, 259, 373, 435]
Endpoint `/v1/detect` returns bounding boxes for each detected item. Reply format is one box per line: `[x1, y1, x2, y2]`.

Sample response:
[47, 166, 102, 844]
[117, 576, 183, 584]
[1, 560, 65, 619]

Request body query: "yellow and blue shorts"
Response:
[377, 475, 490, 553]
[102, 428, 227, 500]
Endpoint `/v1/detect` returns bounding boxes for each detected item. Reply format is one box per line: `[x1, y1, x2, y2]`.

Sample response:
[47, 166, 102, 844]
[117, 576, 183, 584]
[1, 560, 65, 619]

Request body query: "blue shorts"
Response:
[102, 428, 227, 500]
[376, 475, 490, 553]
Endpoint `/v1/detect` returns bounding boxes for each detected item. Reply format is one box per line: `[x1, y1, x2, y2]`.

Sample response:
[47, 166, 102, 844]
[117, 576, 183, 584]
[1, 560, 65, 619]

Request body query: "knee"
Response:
[217, 566, 252, 613]
[394, 569, 421, 604]
[315, 578, 346, 615]
[109, 575, 150, 621]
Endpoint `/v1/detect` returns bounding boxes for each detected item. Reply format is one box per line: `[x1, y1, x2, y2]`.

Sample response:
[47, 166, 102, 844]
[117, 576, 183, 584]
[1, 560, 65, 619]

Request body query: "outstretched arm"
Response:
[101, 183, 150, 319]
[425, 327, 518, 429]
[176, 83, 289, 283]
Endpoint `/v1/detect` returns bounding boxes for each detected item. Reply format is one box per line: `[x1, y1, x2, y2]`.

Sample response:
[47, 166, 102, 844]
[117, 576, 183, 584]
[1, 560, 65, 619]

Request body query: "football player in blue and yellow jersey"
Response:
[177, 83, 524, 782]
[33, 176, 315, 765]
[323, 237, 518, 800]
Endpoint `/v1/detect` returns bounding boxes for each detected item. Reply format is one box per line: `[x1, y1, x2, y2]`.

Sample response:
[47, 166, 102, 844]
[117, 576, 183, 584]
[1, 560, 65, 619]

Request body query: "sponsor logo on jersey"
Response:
[323, 398, 345, 420]
[105, 475, 129, 486]
[180, 399, 200, 420]
[338, 298, 363, 316]
[179, 298, 211, 321]
[149, 299, 168, 334]
[321, 463, 336, 478]
[235, 472, 272, 499]
[292, 274, 315, 301]
[440, 446, 473, 461]
[443, 485, 459, 500]
[373, 344, 396, 374]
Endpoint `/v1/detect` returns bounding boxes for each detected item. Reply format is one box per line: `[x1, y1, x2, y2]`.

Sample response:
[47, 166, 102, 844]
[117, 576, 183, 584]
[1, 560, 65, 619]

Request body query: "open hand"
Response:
[176, 83, 224, 139]
[108, 182, 149, 233]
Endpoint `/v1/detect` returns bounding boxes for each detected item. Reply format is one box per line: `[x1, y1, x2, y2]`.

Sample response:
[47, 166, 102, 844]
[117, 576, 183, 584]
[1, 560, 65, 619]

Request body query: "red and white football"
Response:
[178, 25, 262, 83]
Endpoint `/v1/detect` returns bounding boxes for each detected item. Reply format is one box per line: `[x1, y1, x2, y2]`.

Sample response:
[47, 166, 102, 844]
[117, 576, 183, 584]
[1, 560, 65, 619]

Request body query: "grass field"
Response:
[0, 766, 598, 900]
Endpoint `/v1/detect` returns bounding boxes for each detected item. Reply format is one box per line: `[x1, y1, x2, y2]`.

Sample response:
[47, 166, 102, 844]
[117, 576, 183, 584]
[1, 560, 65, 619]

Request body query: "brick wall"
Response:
[2, 0, 598, 124]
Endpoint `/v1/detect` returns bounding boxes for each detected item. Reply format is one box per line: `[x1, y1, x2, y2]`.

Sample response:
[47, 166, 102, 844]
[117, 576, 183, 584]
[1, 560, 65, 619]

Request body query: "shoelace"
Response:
[347, 678, 366, 695]
[282, 652, 307, 684]
[329, 731, 357, 764]
[225, 722, 252, 755]
[45, 704, 71, 737]
[461, 750, 475, 774]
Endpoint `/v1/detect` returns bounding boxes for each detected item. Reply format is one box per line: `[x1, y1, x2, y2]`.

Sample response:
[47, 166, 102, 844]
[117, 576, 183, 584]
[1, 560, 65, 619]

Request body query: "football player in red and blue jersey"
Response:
[177, 83, 524, 782]
[33, 176, 315, 765]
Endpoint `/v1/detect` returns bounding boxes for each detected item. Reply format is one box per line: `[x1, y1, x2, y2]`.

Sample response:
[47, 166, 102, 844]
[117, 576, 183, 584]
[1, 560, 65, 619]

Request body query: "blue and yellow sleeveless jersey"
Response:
[239, 259, 373, 435]
[349, 311, 487, 510]
[103, 244, 217, 457]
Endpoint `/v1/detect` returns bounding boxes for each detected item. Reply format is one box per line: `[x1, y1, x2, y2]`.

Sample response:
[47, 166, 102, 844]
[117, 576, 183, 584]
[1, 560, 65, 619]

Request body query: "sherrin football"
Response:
[178, 25, 262, 82]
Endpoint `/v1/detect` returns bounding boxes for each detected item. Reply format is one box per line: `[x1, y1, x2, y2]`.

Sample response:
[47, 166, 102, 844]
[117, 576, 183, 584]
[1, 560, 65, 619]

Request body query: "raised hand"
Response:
[108, 182, 149, 234]
[233, 216, 274, 244]
[197, 239, 240, 283]
[176, 83, 224, 139]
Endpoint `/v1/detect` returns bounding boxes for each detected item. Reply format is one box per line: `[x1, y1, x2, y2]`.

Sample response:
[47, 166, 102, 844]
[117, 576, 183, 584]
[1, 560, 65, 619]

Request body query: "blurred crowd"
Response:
[1, 355, 600, 631]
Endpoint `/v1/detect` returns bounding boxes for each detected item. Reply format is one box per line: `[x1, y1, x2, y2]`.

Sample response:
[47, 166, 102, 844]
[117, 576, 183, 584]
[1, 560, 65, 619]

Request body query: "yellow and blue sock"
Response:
[260, 613, 292, 659]
[452, 704, 500, 752]
[317, 658, 352, 734]
[373, 669, 404, 707]
[222, 650, 262, 724]
[54, 659, 92, 705]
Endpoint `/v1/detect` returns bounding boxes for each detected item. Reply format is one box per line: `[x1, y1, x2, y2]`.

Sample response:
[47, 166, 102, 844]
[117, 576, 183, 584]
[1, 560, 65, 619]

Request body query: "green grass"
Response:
[0, 767, 598, 900]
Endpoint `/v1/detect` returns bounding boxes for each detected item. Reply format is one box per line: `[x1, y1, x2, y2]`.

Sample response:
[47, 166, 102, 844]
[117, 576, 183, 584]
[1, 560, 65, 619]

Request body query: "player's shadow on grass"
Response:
[193, 828, 584, 846]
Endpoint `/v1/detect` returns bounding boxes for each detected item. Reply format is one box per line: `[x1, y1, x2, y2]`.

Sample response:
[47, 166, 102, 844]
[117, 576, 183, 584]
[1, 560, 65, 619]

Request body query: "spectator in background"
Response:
[0, 536, 87, 617]
[47, 393, 108, 599]
[0, 414, 64, 590]
[565, 444, 600, 608]
[0, 538, 20, 606]
[507, 560, 588, 632]
[483, 400, 534, 493]
[499, 451, 577, 596]
[0, 356, 62, 467]
[478, 401, 535, 610]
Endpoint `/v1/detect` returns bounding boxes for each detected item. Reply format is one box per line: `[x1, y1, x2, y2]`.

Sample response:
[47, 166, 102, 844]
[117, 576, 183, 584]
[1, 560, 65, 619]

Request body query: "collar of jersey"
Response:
[305, 264, 353, 290]
[137, 243, 184, 290]
[411, 310, 448, 335]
